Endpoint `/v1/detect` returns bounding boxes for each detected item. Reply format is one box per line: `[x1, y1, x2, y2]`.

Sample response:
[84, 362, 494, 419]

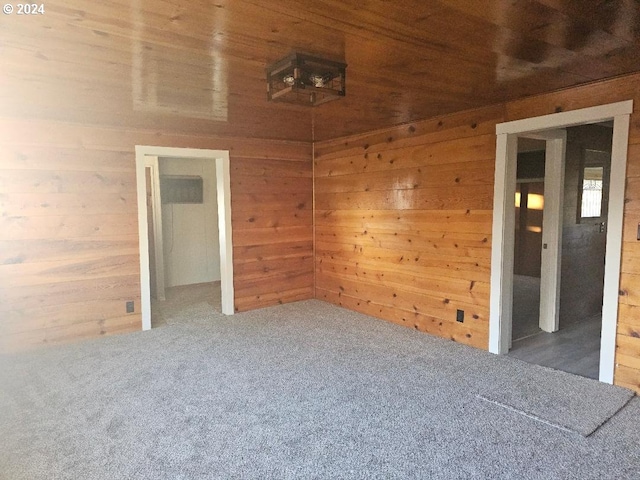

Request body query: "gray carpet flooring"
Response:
[477, 361, 633, 436]
[1, 296, 639, 479]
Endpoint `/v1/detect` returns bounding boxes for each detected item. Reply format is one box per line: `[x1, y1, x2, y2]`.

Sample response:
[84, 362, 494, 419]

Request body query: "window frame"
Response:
[576, 147, 610, 224]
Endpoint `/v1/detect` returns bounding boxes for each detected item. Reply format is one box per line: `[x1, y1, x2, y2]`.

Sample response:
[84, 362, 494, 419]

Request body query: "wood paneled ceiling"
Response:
[2, 0, 640, 142]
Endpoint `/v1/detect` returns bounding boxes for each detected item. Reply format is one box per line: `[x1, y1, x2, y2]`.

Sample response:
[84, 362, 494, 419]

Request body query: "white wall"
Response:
[159, 158, 221, 287]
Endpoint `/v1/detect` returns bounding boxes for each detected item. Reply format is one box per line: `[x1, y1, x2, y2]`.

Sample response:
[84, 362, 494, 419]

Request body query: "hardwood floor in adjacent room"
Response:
[151, 281, 221, 329]
[509, 314, 601, 380]
[511, 275, 542, 342]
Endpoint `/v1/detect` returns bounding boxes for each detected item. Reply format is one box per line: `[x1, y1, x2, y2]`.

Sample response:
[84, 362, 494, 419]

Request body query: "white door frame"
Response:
[144, 156, 167, 301]
[135, 146, 235, 331]
[489, 100, 633, 384]
[528, 130, 566, 335]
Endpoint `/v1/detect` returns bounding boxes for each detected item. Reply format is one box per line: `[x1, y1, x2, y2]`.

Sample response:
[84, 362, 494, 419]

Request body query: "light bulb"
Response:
[309, 74, 325, 87]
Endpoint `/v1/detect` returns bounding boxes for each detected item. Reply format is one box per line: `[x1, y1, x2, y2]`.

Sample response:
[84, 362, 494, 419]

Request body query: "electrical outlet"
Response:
[456, 309, 464, 323]
[126, 301, 134, 313]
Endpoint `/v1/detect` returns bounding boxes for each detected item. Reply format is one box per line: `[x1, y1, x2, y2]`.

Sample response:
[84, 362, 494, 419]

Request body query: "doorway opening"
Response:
[489, 101, 632, 384]
[509, 125, 613, 380]
[135, 146, 234, 331]
[511, 141, 546, 342]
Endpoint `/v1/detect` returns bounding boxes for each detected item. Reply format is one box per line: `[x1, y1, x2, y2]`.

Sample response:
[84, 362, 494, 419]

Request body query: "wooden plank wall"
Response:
[314, 74, 640, 392]
[231, 151, 314, 311]
[0, 118, 313, 352]
[314, 106, 504, 349]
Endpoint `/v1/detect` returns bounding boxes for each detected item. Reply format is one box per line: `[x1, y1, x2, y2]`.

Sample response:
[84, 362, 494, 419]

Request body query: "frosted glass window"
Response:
[580, 166, 603, 218]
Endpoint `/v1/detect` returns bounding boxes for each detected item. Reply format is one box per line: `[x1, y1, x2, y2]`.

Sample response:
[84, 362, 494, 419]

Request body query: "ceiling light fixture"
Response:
[266, 53, 347, 106]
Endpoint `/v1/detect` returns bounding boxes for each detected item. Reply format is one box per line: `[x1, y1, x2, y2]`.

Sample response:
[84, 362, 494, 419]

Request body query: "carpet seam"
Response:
[585, 393, 637, 438]
[476, 394, 584, 436]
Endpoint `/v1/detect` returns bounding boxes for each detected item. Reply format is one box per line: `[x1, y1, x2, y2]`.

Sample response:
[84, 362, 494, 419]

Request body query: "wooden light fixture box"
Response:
[266, 53, 347, 106]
